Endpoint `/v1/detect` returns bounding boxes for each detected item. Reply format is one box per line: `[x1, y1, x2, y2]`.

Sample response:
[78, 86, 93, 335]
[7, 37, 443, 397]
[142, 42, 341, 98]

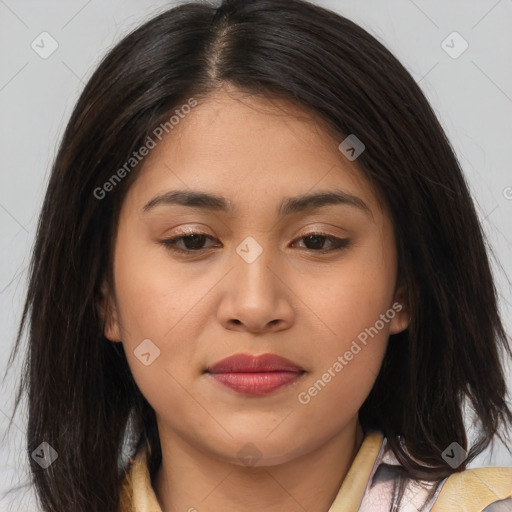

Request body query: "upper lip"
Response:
[206, 353, 304, 374]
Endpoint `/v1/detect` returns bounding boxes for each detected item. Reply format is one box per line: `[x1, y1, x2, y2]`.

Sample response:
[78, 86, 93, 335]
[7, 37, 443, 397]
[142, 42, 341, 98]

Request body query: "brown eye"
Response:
[161, 232, 217, 252]
[160, 231, 351, 256]
[292, 233, 351, 252]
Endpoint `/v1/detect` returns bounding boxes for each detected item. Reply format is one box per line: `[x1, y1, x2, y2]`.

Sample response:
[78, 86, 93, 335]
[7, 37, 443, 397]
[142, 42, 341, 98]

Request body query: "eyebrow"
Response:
[142, 189, 370, 217]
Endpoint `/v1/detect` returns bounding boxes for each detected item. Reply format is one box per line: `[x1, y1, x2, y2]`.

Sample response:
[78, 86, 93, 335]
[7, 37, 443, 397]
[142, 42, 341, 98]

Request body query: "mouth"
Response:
[205, 353, 306, 396]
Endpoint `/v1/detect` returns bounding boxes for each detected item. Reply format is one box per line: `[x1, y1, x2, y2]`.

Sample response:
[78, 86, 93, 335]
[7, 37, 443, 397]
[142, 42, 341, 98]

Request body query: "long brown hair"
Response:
[5, 0, 512, 510]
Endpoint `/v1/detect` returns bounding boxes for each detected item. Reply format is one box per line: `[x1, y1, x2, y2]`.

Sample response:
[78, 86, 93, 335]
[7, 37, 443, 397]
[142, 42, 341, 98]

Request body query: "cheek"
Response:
[302, 245, 396, 351]
[295, 271, 392, 422]
[294, 236, 396, 401]
[112, 229, 195, 338]
[294, 341, 385, 442]
[111, 232, 208, 389]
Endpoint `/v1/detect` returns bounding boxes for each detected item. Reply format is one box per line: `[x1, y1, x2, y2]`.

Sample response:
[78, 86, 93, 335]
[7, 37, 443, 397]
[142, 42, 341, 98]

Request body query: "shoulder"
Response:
[431, 466, 512, 511]
[118, 449, 163, 512]
[358, 433, 512, 512]
[118, 455, 136, 512]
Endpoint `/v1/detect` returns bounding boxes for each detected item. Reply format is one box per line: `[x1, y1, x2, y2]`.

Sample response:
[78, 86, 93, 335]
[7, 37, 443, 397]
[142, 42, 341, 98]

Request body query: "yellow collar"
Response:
[119, 429, 384, 512]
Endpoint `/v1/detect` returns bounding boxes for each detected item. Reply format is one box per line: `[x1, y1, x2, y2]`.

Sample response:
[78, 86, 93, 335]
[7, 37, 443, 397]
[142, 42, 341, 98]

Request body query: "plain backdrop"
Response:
[1, 0, 511, 510]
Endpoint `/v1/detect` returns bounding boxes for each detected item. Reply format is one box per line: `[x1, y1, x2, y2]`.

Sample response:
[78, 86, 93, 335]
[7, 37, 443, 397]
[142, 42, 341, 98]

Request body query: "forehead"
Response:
[163, 88, 348, 169]
[126, 87, 385, 217]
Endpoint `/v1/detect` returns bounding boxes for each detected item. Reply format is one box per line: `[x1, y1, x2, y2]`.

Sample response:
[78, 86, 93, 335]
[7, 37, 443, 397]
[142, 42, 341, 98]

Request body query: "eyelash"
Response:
[160, 231, 351, 255]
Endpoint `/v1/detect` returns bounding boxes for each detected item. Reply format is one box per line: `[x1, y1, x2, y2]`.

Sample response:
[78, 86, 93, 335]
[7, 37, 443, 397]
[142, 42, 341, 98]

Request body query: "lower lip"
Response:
[208, 371, 303, 395]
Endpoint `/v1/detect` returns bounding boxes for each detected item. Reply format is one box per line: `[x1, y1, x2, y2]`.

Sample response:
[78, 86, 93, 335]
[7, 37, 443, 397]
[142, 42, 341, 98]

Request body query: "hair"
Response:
[4, 0, 512, 510]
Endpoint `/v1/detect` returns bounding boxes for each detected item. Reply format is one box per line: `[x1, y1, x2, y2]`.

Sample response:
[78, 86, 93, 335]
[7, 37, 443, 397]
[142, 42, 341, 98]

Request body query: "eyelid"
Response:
[159, 228, 351, 255]
[166, 222, 348, 239]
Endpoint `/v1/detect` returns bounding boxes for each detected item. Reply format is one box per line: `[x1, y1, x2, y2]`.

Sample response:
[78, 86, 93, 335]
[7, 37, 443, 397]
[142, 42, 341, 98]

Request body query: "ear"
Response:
[98, 281, 122, 342]
[388, 284, 410, 335]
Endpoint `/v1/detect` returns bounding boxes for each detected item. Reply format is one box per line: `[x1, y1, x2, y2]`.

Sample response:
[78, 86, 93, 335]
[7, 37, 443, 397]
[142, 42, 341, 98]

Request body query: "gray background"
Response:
[1, 0, 511, 509]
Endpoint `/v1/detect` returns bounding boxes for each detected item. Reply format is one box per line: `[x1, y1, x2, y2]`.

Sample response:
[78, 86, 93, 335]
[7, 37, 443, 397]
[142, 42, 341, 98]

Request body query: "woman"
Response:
[7, 0, 512, 510]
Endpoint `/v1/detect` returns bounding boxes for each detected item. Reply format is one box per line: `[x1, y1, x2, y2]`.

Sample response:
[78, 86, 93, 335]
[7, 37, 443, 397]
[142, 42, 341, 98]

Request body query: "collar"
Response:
[119, 429, 385, 512]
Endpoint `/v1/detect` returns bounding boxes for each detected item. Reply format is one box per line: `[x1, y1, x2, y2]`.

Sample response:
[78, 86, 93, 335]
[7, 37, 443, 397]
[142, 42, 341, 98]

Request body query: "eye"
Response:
[291, 232, 351, 252]
[160, 232, 218, 252]
[160, 231, 351, 254]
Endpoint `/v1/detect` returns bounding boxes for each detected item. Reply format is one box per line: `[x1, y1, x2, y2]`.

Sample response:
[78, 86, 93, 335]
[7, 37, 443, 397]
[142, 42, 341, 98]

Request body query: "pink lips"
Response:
[206, 353, 305, 396]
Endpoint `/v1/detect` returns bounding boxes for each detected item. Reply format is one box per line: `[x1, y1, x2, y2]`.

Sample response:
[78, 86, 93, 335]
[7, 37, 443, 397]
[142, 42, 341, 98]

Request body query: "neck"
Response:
[153, 419, 365, 512]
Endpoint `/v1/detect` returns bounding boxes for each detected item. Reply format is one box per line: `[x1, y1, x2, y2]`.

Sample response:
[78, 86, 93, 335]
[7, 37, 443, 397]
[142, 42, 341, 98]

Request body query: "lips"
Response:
[206, 353, 305, 396]
[207, 353, 304, 373]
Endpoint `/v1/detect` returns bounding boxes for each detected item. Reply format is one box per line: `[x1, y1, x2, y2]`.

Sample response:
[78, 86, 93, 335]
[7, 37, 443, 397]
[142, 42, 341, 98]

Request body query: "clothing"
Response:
[119, 429, 512, 511]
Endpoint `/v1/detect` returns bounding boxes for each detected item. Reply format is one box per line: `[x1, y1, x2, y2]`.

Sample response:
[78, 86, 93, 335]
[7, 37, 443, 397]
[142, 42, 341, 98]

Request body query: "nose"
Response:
[216, 245, 295, 334]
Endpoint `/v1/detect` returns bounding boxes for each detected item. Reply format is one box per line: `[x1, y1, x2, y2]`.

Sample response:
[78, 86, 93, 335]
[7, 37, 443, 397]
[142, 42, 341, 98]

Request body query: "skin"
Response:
[103, 85, 410, 512]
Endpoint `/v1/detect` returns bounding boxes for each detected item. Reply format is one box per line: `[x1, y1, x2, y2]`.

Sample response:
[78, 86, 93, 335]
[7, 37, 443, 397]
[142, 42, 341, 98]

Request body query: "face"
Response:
[103, 86, 409, 467]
